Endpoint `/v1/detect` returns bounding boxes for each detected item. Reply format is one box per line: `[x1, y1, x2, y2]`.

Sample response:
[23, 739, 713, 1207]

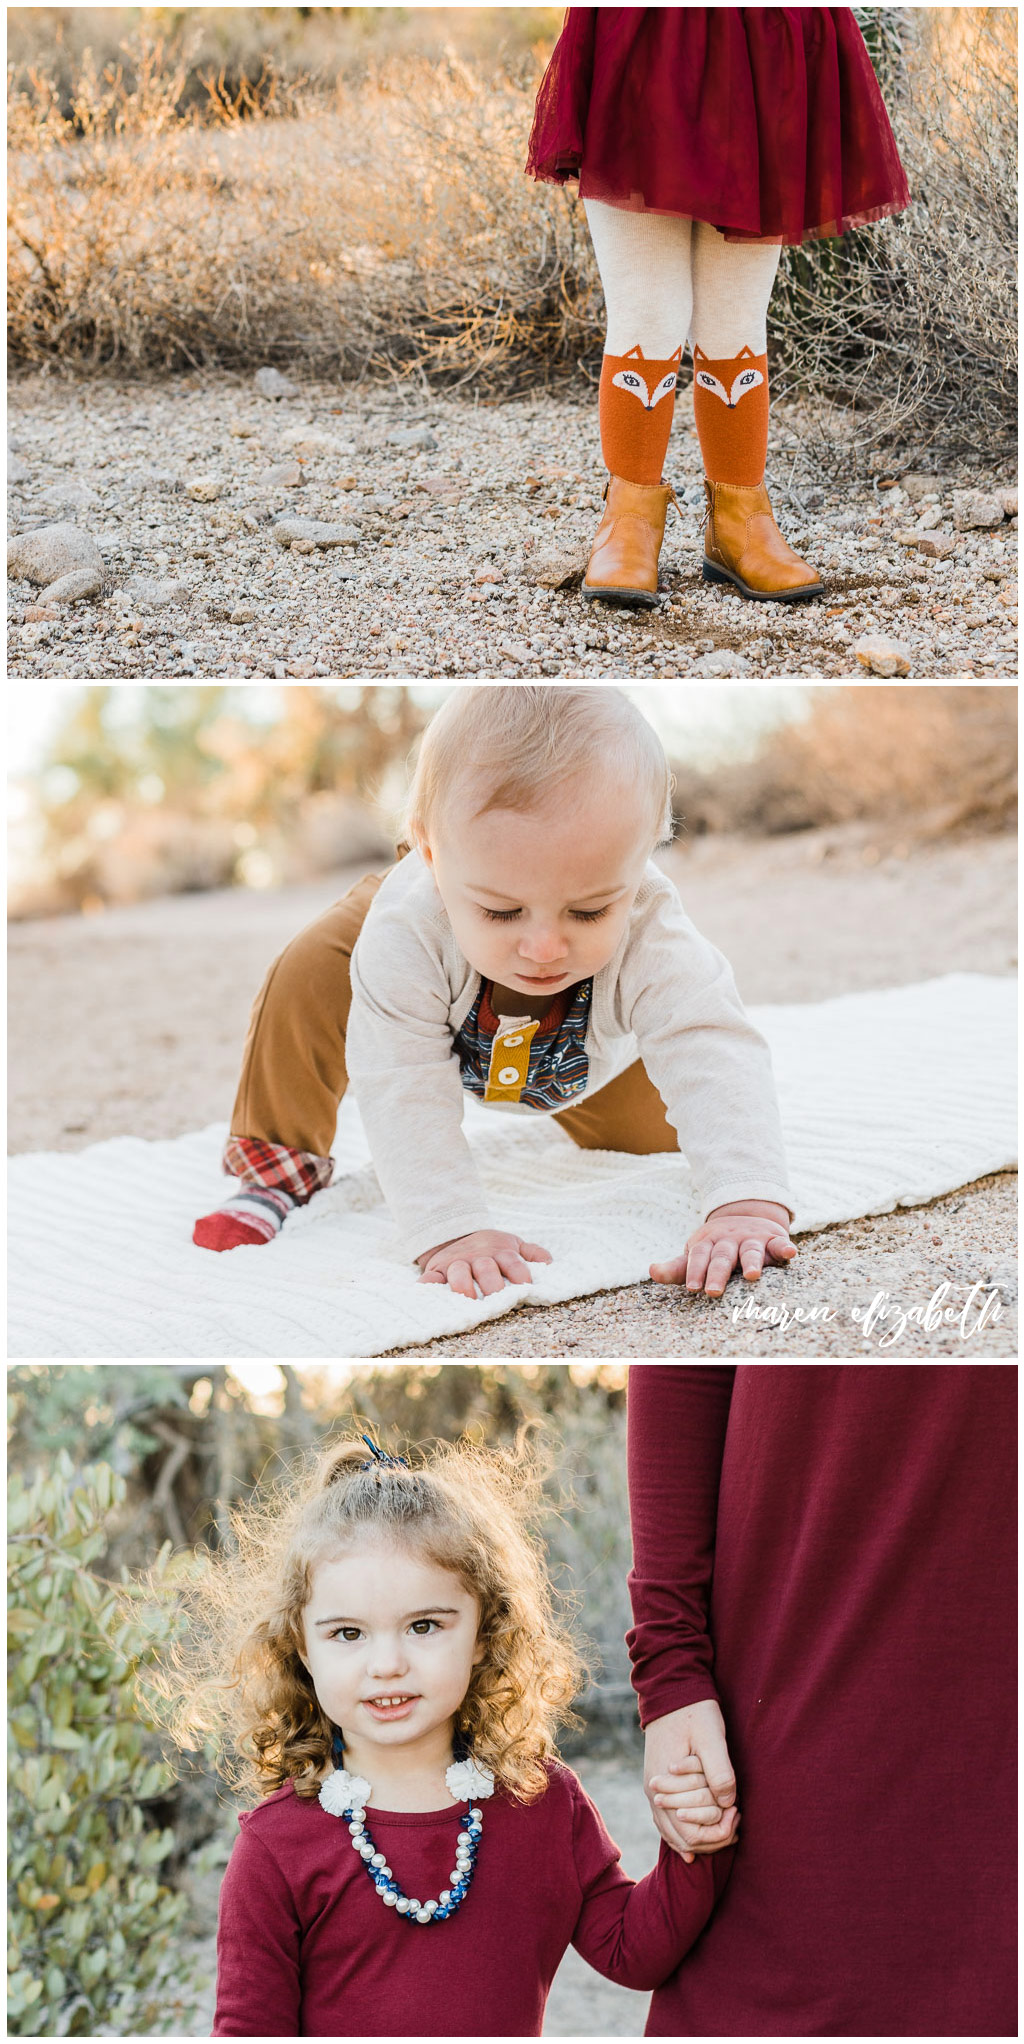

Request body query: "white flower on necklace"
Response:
[319, 1766, 372, 1816]
[445, 1755, 495, 1801]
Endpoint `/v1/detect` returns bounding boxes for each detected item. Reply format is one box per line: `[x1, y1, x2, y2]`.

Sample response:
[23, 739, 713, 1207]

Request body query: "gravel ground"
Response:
[171, 1747, 657, 2039]
[7, 368, 1018, 680]
[8, 825, 1016, 1359]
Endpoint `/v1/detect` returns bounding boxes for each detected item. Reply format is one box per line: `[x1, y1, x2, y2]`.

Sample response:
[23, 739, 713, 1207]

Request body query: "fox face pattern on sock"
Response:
[691, 342, 769, 486]
[599, 343, 682, 484]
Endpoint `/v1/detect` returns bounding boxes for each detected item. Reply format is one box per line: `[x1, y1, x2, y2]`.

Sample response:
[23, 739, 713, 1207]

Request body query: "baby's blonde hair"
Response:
[146, 1429, 589, 1806]
[406, 685, 674, 847]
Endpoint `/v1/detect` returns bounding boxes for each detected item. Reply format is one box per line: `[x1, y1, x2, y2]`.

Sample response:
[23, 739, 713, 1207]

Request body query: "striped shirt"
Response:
[455, 978, 593, 1110]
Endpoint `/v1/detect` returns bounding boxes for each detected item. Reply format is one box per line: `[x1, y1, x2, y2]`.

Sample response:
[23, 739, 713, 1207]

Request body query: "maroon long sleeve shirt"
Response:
[213, 1759, 730, 2036]
[626, 1364, 1016, 2037]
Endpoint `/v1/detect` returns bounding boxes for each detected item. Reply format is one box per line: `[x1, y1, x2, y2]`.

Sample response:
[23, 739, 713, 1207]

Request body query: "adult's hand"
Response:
[644, 1699, 739, 1864]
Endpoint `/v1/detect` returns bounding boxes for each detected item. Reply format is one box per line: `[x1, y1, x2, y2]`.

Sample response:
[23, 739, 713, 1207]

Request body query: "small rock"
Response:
[915, 505, 944, 531]
[386, 425, 438, 451]
[254, 367, 299, 399]
[229, 605, 256, 624]
[899, 474, 948, 504]
[23, 604, 55, 623]
[256, 461, 303, 488]
[43, 566, 105, 603]
[7, 454, 29, 485]
[915, 534, 958, 560]
[187, 475, 224, 502]
[689, 649, 753, 677]
[272, 518, 363, 549]
[38, 480, 101, 513]
[496, 639, 532, 665]
[279, 427, 356, 457]
[952, 489, 1004, 530]
[997, 488, 1018, 518]
[129, 576, 189, 608]
[525, 546, 588, 589]
[228, 419, 259, 437]
[20, 621, 53, 645]
[853, 633, 913, 677]
[8, 522, 104, 586]
[474, 566, 503, 585]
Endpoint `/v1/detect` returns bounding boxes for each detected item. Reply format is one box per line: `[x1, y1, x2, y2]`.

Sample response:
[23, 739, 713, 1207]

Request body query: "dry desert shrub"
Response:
[7, 33, 596, 382]
[770, 8, 1019, 473]
[670, 686, 1018, 841]
[6, 13, 1017, 465]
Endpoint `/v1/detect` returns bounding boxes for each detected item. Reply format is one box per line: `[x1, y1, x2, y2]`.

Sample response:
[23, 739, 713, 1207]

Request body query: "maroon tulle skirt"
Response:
[525, 7, 912, 244]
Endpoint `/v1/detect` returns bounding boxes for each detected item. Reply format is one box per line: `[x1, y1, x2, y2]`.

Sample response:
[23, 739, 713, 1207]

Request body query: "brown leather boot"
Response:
[583, 475, 681, 609]
[701, 479, 824, 601]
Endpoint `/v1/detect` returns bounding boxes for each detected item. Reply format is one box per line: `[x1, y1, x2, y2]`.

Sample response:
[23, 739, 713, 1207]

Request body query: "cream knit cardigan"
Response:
[346, 849, 794, 1260]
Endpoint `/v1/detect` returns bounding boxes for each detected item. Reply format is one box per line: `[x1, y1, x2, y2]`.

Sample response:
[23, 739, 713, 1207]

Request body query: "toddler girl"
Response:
[205, 1432, 738, 2037]
[194, 685, 796, 1300]
[526, 8, 912, 606]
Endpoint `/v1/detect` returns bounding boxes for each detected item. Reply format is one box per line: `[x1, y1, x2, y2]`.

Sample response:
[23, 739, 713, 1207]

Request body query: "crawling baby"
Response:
[194, 685, 796, 1298]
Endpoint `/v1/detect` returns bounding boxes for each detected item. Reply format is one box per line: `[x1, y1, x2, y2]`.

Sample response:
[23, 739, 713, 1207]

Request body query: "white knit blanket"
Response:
[8, 974, 1016, 1361]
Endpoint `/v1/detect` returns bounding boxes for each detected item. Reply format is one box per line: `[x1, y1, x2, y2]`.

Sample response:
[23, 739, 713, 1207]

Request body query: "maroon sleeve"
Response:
[626, 1365, 735, 1724]
[569, 1775, 732, 1989]
[213, 1820, 301, 2037]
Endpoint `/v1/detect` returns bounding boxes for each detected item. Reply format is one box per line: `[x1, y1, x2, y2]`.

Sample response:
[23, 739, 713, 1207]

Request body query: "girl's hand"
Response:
[650, 1199, 795, 1297]
[649, 1756, 727, 1828]
[417, 1229, 553, 1299]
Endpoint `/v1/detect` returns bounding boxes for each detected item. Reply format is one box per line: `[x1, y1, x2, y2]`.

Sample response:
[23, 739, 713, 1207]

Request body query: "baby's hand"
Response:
[650, 1200, 795, 1298]
[417, 1229, 553, 1300]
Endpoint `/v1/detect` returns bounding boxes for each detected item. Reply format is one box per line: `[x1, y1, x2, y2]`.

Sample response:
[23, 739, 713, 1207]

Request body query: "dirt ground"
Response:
[7, 372, 1018, 682]
[8, 823, 1018, 1358]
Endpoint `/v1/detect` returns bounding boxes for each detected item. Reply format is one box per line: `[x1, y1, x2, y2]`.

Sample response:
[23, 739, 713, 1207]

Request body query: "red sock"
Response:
[193, 1137, 333, 1252]
[193, 1186, 295, 1253]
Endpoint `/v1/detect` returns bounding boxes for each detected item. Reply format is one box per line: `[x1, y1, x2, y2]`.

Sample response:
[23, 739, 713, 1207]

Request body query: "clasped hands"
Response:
[644, 1698, 740, 1866]
[417, 1200, 794, 1299]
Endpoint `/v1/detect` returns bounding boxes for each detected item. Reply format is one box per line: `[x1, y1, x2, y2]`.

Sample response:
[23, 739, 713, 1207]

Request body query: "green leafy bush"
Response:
[7, 1453, 198, 2035]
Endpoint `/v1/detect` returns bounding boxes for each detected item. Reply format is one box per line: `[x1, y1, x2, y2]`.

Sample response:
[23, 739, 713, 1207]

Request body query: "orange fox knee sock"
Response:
[692, 343, 770, 486]
[598, 343, 682, 484]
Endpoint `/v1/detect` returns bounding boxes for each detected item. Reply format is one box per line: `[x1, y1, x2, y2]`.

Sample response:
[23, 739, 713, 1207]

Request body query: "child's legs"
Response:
[230, 868, 385, 1157]
[584, 198, 694, 483]
[553, 1060, 679, 1154]
[689, 222, 782, 485]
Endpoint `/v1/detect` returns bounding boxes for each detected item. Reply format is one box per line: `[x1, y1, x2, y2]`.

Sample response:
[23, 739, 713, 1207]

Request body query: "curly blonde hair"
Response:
[153, 1427, 590, 1806]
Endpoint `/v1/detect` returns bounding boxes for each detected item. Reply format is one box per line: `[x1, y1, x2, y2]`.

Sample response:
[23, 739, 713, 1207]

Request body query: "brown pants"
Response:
[230, 866, 680, 1162]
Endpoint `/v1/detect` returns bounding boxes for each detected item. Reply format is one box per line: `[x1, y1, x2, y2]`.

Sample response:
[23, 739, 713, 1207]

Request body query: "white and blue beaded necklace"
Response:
[319, 1727, 494, 1925]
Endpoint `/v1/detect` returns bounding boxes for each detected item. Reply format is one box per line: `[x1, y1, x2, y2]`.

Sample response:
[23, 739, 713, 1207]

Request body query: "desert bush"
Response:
[6, 8, 565, 113]
[670, 685, 1018, 841]
[7, 1453, 199, 2035]
[770, 8, 1018, 472]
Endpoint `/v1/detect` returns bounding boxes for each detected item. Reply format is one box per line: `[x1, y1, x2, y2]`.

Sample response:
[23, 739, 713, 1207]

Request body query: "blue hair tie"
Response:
[359, 1433, 410, 1472]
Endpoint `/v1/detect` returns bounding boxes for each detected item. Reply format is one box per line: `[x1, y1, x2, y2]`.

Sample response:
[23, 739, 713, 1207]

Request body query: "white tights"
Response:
[584, 198, 782, 358]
